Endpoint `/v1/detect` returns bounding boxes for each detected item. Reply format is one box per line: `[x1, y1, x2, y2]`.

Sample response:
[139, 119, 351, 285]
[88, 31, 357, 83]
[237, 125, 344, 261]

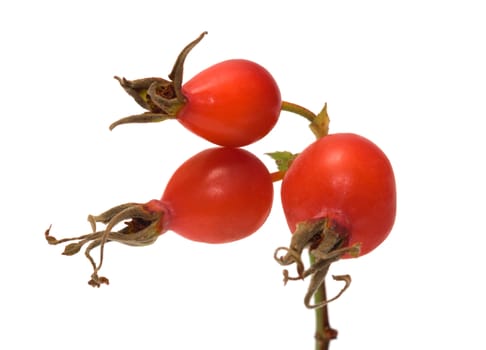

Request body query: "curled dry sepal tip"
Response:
[274, 219, 359, 309]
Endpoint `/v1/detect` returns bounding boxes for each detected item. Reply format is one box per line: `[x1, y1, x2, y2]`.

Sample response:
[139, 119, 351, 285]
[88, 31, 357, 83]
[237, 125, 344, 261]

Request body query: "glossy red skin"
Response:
[178, 59, 281, 147]
[160, 147, 273, 243]
[281, 133, 396, 257]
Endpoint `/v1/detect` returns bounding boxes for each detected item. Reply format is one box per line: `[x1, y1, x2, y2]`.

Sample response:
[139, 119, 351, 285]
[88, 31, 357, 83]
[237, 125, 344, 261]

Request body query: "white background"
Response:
[1, 1, 485, 349]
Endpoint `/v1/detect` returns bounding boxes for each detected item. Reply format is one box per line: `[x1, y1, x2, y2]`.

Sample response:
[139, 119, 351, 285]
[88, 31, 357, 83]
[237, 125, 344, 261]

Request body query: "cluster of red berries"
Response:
[45, 33, 396, 316]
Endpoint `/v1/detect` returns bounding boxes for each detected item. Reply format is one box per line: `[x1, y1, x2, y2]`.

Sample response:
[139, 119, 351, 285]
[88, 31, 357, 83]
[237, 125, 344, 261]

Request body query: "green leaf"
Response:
[266, 151, 298, 172]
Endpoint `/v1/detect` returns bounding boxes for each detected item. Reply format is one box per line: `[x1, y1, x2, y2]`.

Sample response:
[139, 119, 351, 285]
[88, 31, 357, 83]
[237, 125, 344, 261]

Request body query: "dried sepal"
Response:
[168, 31, 207, 101]
[110, 32, 207, 130]
[45, 201, 167, 287]
[304, 273, 352, 309]
[62, 242, 83, 256]
[274, 218, 359, 309]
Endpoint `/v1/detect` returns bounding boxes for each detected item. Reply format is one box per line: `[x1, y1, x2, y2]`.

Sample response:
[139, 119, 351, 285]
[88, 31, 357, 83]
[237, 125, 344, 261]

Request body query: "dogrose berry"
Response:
[110, 32, 282, 147]
[274, 133, 396, 308]
[46, 147, 274, 287]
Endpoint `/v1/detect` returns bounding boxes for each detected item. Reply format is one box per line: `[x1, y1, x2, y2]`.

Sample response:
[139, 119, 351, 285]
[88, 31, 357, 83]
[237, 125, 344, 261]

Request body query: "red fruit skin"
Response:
[160, 147, 274, 243]
[178, 59, 281, 147]
[281, 133, 396, 257]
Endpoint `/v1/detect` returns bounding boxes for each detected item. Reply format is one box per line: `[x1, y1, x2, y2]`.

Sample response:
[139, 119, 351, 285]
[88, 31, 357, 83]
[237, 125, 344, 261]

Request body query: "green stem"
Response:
[281, 101, 317, 123]
[281, 101, 329, 139]
[309, 253, 337, 350]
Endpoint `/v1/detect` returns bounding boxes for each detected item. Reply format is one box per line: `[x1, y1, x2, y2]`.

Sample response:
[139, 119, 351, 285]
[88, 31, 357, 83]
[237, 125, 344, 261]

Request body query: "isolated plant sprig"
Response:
[44, 32, 396, 350]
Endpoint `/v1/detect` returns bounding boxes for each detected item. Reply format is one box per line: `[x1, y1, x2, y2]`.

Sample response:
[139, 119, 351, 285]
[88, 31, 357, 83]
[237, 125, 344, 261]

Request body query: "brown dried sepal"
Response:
[45, 202, 165, 287]
[274, 218, 360, 309]
[110, 32, 207, 130]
